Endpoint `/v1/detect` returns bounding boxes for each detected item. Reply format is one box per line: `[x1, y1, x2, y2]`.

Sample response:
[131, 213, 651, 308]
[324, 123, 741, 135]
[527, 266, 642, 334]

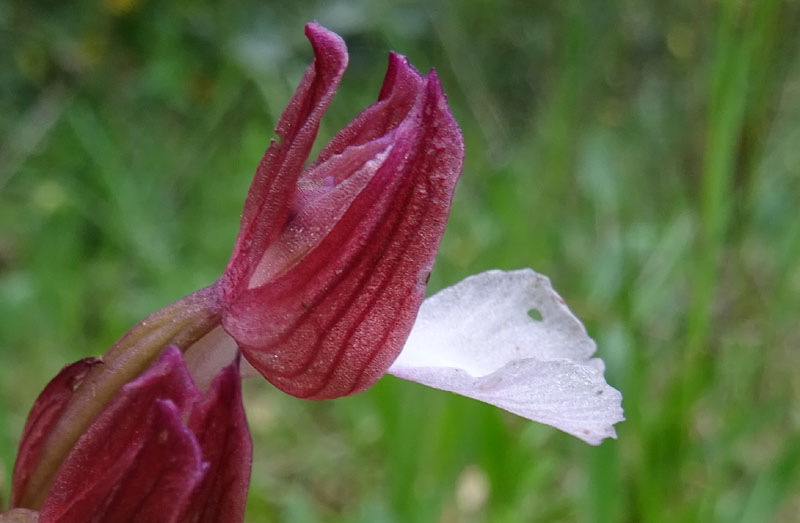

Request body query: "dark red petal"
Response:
[222, 22, 347, 298]
[41, 400, 204, 523]
[225, 72, 464, 399]
[311, 52, 424, 166]
[11, 358, 101, 508]
[39, 347, 205, 523]
[242, 54, 427, 289]
[179, 360, 252, 523]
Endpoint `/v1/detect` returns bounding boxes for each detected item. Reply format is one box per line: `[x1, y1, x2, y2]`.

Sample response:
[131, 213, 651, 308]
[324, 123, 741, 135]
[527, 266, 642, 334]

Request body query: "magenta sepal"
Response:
[11, 358, 102, 508]
[181, 353, 252, 522]
[221, 23, 465, 400]
[23, 347, 252, 523]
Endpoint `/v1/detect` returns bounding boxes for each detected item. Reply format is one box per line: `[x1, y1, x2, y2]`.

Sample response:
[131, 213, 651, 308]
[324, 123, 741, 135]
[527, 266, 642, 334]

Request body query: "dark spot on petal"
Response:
[527, 308, 543, 321]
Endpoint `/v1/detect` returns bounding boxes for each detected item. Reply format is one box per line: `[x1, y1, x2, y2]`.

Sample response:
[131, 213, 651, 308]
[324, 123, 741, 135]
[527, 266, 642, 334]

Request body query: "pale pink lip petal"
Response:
[388, 269, 624, 445]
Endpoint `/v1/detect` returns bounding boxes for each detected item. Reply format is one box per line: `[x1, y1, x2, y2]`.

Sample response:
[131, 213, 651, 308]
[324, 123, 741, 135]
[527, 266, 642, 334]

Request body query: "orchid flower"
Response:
[4, 22, 622, 520]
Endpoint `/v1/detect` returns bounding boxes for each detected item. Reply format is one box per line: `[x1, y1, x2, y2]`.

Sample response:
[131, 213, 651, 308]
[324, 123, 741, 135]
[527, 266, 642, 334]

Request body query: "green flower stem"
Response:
[17, 283, 224, 510]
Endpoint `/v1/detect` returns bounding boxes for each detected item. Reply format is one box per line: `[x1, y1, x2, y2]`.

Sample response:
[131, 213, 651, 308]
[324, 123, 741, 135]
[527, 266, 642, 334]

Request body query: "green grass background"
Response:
[2, 0, 800, 521]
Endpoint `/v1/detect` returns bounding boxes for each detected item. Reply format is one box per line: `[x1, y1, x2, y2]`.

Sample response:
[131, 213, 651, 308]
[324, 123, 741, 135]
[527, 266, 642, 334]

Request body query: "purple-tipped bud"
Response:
[221, 22, 465, 400]
[11, 358, 102, 508]
[11, 347, 252, 522]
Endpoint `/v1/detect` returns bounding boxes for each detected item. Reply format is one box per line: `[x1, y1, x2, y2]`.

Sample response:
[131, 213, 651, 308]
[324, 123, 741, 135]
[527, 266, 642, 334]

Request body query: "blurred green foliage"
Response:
[2, 0, 800, 521]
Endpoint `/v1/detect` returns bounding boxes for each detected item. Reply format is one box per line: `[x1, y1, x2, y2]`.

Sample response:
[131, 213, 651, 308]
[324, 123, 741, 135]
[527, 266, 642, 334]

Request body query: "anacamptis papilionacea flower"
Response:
[2, 22, 623, 523]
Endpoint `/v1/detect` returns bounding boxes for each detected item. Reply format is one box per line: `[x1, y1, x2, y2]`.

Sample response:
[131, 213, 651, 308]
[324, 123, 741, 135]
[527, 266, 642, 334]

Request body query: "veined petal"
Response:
[33, 347, 253, 522]
[388, 269, 624, 445]
[243, 53, 425, 289]
[223, 22, 348, 297]
[223, 42, 464, 399]
[45, 400, 203, 523]
[311, 52, 424, 166]
[180, 358, 252, 523]
[40, 348, 205, 522]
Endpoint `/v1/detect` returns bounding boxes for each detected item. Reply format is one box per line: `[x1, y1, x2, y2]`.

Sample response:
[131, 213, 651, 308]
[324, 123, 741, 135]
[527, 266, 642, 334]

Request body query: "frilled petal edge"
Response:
[388, 269, 624, 445]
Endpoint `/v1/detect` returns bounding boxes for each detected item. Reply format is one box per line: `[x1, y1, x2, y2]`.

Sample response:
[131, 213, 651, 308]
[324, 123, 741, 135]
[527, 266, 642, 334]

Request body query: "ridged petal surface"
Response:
[180, 361, 252, 523]
[33, 347, 252, 523]
[223, 22, 348, 296]
[221, 25, 464, 399]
